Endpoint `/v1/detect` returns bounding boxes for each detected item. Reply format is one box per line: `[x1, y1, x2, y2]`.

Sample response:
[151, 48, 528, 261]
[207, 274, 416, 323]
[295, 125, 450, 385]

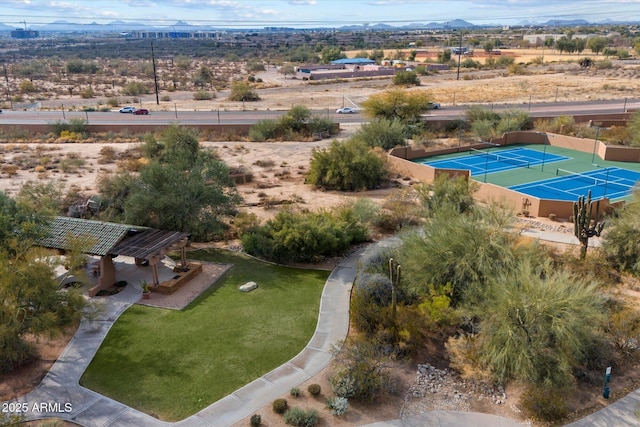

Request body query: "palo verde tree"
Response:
[307, 139, 386, 192]
[475, 259, 604, 388]
[360, 88, 434, 125]
[0, 192, 85, 373]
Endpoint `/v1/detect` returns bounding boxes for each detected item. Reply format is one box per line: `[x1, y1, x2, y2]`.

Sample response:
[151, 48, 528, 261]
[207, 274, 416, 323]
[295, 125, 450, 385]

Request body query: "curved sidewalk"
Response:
[2, 235, 628, 427]
[2, 246, 362, 427]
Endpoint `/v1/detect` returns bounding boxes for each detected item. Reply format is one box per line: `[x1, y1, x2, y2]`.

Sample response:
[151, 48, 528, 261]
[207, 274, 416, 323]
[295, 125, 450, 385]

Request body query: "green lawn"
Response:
[80, 249, 329, 421]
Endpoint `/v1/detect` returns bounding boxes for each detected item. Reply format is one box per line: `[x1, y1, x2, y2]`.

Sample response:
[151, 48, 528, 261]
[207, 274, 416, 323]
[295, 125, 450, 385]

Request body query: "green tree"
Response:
[587, 36, 608, 54]
[400, 204, 521, 306]
[100, 126, 240, 240]
[0, 193, 85, 373]
[320, 46, 345, 63]
[361, 89, 433, 124]
[352, 118, 406, 150]
[193, 65, 213, 89]
[307, 139, 386, 191]
[477, 260, 604, 387]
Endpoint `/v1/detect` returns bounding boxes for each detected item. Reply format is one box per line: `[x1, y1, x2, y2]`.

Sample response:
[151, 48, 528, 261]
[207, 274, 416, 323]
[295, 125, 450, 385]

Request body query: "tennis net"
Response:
[469, 147, 530, 169]
[556, 168, 607, 186]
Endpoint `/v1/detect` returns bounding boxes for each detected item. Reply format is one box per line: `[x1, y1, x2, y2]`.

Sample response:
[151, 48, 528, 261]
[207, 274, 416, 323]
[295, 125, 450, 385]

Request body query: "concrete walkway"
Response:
[2, 233, 634, 427]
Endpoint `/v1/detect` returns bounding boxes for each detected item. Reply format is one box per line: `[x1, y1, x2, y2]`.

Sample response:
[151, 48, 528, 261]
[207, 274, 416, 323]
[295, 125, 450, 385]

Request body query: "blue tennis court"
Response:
[419, 147, 569, 176]
[509, 167, 640, 201]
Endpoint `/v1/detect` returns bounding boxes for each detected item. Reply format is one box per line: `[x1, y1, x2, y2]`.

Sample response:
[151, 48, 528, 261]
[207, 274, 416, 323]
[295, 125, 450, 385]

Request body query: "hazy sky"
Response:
[1, 0, 638, 28]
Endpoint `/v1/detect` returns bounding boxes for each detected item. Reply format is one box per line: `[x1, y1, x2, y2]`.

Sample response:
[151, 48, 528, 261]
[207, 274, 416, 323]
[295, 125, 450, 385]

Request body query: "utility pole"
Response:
[456, 30, 463, 80]
[151, 40, 159, 105]
[2, 64, 12, 109]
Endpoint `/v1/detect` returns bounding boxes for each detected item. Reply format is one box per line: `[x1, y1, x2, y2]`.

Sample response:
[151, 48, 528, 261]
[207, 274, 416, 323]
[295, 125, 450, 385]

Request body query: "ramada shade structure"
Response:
[37, 217, 190, 296]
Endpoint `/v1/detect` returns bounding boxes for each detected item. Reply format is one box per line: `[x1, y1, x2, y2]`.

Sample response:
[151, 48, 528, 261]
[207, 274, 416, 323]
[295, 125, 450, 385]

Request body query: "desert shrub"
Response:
[506, 63, 526, 76]
[307, 384, 321, 396]
[521, 386, 568, 422]
[98, 147, 117, 164]
[19, 80, 37, 94]
[247, 61, 266, 72]
[249, 119, 280, 142]
[357, 245, 398, 277]
[352, 118, 406, 150]
[228, 82, 259, 101]
[122, 81, 149, 96]
[60, 154, 86, 172]
[80, 87, 94, 98]
[250, 414, 261, 427]
[496, 110, 531, 134]
[160, 95, 171, 102]
[307, 139, 386, 191]
[355, 273, 394, 306]
[193, 90, 214, 100]
[595, 60, 613, 70]
[326, 396, 349, 416]
[107, 97, 120, 107]
[496, 56, 515, 67]
[602, 191, 640, 273]
[283, 408, 319, 427]
[67, 118, 88, 135]
[415, 174, 477, 216]
[461, 58, 481, 68]
[330, 339, 394, 402]
[306, 116, 334, 135]
[414, 65, 428, 75]
[272, 398, 288, 414]
[290, 387, 301, 397]
[242, 206, 369, 262]
[471, 119, 495, 141]
[393, 70, 420, 86]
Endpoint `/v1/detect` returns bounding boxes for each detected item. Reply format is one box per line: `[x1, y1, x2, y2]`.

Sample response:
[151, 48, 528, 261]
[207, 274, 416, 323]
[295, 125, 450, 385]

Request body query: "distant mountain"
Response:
[0, 22, 15, 31]
[543, 19, 590, 26]
[0, 17, 637, 34]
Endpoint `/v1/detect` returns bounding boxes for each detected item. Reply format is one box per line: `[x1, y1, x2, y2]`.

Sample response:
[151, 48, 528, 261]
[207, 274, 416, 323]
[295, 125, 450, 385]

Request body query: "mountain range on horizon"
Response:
[0, 17, 636, 33]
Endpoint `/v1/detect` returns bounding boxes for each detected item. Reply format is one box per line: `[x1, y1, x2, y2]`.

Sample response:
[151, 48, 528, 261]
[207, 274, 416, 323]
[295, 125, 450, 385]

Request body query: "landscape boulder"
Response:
[239, 281, 258, 292]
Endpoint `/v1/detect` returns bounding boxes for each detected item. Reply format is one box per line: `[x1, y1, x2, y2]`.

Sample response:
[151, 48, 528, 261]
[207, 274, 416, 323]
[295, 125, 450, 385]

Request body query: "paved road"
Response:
[0, 98, 636, 125]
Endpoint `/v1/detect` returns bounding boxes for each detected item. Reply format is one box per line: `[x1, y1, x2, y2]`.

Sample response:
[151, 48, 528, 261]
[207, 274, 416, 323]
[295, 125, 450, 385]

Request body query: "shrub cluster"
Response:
[283, 408, 319, 426]
[272, 398, 288, 414]
[249, 106, 334, 142]
[306, 140, 386, 191]
[307, 384, 321, 396]
[241, 205, 369, 263]
[326, 396, 349, 416]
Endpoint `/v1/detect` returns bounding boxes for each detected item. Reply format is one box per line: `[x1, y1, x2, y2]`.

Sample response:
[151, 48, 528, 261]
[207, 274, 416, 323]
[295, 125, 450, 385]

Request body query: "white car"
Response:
[428, 102, 441, 109]
[336, 107, 356, 114]
[119, 106, 136, 113]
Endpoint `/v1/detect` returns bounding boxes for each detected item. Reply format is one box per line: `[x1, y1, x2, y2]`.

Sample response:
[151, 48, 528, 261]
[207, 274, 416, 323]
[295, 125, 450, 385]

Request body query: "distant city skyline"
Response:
[0, 0, 639, 28]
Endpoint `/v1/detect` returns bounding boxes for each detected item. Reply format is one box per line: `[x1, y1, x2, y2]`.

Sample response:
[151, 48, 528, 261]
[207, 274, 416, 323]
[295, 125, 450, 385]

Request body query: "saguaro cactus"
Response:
[573, 190, 605, 259]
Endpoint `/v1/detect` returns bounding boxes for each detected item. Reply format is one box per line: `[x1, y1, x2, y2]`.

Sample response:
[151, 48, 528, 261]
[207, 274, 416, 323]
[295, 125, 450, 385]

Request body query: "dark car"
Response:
[132, 108, 149, 115]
